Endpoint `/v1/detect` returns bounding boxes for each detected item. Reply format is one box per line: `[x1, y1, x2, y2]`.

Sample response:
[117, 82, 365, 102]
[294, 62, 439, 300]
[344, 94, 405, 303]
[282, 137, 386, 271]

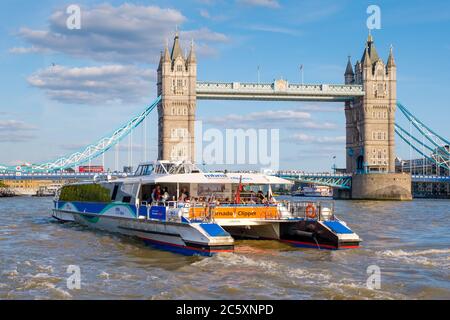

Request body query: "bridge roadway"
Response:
[274, 172, 450, 189]
[0, 172, 127, 181]
[0, 171, 448, 187]
[196, 81, 365, 102]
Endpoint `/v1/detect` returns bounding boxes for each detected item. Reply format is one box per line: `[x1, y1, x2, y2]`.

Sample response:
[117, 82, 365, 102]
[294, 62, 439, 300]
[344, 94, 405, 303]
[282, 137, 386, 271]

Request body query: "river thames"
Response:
[0, 196, 449, 299]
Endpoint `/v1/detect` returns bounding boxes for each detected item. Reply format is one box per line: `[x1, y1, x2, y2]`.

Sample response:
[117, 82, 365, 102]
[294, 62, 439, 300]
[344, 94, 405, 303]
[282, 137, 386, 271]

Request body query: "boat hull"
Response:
[52, 202, 234, 256]
[279, 219, 361, 250]
[220, 218, 361, 250]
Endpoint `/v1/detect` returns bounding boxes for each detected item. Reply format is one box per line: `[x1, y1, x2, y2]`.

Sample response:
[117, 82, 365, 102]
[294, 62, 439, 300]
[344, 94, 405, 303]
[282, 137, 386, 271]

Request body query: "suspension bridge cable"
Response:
[395, 124, 435, 153]
[130, 129, 133, 169]
[397, 103, 450, 145]
[0, 96, 161, 173]
[144, 116, 147, 163]
[115, 142, 119, 172]
[395, 128, 449, 170]
[397, 102, 449, 171]
[397, 103, 450, 157]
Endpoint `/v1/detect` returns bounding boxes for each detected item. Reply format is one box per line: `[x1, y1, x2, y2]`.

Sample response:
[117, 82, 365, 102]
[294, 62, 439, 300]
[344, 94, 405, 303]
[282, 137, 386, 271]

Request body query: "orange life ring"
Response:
[305, 203, 317, 219]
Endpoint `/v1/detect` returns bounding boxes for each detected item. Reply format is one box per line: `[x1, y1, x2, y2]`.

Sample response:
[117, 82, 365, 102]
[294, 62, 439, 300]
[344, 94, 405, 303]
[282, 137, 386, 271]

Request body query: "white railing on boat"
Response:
[137, 200, 336, 223]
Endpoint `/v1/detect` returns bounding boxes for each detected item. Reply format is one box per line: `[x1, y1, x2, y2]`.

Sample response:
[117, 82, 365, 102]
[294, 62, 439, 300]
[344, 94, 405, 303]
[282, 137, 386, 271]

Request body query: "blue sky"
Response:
[0, 0, 449, 171]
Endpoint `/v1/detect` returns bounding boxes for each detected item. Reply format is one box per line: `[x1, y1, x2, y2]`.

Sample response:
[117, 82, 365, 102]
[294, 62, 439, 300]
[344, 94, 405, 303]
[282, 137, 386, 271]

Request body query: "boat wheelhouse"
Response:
[52, 161, 361, 255]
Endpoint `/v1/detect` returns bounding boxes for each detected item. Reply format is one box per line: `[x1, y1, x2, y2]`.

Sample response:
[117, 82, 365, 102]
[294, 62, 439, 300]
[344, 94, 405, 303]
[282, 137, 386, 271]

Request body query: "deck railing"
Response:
[138, 200, 335, 223]
[282, 200, 335, 221]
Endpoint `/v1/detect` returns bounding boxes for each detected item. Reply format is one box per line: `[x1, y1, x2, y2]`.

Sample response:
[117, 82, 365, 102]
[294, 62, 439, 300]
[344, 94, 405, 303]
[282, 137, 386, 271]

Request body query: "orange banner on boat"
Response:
[189, 206, 279, 219]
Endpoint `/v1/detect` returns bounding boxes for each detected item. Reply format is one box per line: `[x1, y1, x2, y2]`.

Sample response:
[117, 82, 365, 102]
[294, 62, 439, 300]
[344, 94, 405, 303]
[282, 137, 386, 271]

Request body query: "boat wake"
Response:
[190, 252, 406, 299]
[377, 248, 450, 268]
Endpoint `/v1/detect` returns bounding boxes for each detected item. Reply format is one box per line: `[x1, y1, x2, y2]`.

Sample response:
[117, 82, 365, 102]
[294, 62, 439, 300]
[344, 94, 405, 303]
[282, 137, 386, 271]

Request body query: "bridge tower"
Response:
[345, 33, 397, 173]
[157, 33, 197, 162]
[342, 34, 411, 200]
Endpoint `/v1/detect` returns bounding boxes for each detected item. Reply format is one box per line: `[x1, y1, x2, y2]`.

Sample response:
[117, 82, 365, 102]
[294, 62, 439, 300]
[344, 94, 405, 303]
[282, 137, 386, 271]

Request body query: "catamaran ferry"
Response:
[52, 161, 361, 255]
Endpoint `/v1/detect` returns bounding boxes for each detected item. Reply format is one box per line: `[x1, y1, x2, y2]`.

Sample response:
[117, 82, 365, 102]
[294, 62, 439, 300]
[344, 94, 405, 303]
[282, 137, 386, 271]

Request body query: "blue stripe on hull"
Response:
[141, 238, 215, 257]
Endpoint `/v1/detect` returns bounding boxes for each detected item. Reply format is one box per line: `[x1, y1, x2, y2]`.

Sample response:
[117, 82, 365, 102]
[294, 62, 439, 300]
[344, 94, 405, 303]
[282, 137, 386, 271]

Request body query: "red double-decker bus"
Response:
[78, 166, 104, 173]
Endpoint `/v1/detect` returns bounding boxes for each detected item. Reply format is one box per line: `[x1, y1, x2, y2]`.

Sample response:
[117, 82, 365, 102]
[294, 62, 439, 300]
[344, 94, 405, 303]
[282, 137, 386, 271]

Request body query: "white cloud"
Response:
[247, 25, 300, 36]
[203, 109, 338, 130]
[295, 103, 342, 113]
[9, 46, 49, 54]
[27, 64, 155, 105]
[206, 109, 311, 125]
[0, 120, 37, 143]
[60, 143, 154, 152]
[200, 9, 211, 19]
[238, 0, 281, 9]
[0, 134, 35, 143]
[199, 9, 229, 22]
[289, 133, 345, 144]
[0, 120, 36, 132]
[13, 4, 228, 63]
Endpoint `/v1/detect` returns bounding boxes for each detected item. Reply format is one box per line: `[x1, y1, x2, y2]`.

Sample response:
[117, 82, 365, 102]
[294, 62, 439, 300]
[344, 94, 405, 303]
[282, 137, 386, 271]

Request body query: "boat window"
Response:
[59, 184, 111, 203]
[143, 165, 154, 175]
[134, 166, 143, 176]
[154, 164, 168, 174]
[111, 184, 119, 201]
[135, 164, 154, 176]
[164, 163, 175, 173]
[167, 163, 200, 174]
[122, 196, 132, 203]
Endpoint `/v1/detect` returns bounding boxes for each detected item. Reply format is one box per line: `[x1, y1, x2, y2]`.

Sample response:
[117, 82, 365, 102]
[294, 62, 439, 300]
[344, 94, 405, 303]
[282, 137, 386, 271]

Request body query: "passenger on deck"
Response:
[152, 185, 161, 203]
[161, 187, 170, 202]
[250, 190, 258, 203]
[257, 191, 266, 204]
[191, 197, 199, 206]
[179, 187, 190, 202]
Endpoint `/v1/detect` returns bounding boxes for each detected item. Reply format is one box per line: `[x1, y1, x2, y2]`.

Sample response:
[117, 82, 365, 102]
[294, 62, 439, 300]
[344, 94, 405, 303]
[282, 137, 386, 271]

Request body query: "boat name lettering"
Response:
[115, 207, 126, 216]
[204, 174, 227, 179]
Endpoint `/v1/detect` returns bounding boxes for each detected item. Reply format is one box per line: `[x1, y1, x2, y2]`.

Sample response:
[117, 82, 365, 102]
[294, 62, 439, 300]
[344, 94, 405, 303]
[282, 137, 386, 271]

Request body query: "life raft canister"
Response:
[305, 203, 317, 219]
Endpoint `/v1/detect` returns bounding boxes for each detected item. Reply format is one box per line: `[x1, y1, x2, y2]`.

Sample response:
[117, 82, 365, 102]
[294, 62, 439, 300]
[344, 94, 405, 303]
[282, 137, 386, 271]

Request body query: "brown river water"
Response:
[0, 196, 449, 299]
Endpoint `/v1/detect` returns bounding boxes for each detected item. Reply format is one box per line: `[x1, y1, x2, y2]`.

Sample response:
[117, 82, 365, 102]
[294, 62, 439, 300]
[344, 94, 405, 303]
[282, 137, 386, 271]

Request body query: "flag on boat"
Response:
[235, 175, 243, 204]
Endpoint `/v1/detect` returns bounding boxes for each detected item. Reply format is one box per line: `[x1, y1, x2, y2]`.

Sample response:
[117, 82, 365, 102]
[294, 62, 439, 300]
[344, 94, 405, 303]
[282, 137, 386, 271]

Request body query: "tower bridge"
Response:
[157, 32, 411, 200]
[1, 32, 449, 200]
[196, 81, 364, 102]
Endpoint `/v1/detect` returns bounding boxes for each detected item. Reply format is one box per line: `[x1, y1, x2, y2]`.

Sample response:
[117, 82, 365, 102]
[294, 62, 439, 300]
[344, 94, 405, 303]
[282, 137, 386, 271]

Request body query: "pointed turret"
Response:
[345, 56, 354, 75]
[387, 45, 396, 68]
[345, 56, 354, 84]
[163, 40, 171, 63]
[367, 33, 380, 63]
[187, 39, 196, 64]
[158, 51, 163, 71]
[354, 60, 362, 84]
[171, 31, 184, 61]
[362, 44, 371, 67]
[361, 32, 380, 66]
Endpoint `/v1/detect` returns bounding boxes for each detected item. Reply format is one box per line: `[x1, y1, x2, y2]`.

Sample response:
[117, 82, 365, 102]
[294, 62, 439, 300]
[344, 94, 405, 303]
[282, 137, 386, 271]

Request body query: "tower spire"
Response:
[163, 38, 170, 62]
[187, 39, 196, 64]
[362, 43, 371, 67]
[387, 44, 396, 68]
[361, 32, 380, 65]
[367, 29, 373, 43]
[345, 55, 354, 75]
[171, 30, 183, 60]
[345, 55, 355, 85]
